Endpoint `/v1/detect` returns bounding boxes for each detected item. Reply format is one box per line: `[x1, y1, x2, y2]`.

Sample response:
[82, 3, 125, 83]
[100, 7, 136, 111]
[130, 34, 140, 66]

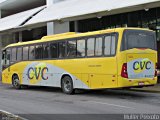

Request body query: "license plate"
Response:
[138, 82, 145, 86]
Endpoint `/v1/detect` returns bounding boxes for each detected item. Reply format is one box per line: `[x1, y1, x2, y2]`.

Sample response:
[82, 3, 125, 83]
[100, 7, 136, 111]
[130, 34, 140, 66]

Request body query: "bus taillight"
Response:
[121, 63, 128, 78]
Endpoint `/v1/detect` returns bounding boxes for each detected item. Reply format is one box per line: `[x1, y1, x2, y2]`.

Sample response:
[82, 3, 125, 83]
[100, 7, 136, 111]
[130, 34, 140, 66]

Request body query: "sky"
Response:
[0, 0, 6, 3]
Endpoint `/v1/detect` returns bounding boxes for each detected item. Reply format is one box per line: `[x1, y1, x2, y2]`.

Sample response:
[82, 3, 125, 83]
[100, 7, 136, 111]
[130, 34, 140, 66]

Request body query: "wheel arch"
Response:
[60, 73, 75, 88]
[12, 73, 19, 84]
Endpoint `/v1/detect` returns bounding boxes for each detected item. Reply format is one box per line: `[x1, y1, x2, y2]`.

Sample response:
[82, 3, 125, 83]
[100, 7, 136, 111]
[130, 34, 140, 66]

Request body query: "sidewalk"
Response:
[132, 84, 160, 93]
[0, 111, 25, 120]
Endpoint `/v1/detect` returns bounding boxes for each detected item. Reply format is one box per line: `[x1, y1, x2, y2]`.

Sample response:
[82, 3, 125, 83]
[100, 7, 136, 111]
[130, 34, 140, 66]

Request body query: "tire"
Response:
[61, 76, 75, 94]
[12, 75, 21, 89]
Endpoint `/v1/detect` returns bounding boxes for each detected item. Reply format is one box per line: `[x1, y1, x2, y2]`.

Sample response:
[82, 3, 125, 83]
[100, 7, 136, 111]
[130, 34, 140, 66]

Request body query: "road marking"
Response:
[0, 109, 28, 120]
[86, 101, 134, 109]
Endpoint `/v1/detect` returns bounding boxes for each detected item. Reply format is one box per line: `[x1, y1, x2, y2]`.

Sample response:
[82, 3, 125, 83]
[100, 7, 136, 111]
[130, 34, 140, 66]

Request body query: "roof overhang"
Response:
[0, 6, 46, 34]
[0, 0, 45, 10]
[0, 0, 160, 34]
[0, 0, 46, 17]
[24, 0, 160, 27]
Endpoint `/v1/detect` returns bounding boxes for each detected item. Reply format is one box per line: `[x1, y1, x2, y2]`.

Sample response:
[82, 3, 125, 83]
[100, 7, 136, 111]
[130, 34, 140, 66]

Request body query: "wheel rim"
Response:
[63, 79, 72, 92]
[13, 78, 20, 88]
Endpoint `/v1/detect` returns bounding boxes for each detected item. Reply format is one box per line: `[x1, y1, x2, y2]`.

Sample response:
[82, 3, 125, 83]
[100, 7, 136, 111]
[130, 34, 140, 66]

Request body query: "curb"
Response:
[130, 89, 160, 93]
[0, 110, 27, 120]
[131, 85, 160, 93]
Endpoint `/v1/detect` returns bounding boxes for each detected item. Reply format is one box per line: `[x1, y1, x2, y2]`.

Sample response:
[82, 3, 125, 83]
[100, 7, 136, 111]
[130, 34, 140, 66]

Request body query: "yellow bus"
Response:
[2, 28, 158, 94]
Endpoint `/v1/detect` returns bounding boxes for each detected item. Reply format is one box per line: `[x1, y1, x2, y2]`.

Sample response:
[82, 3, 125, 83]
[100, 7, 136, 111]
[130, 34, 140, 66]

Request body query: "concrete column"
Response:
[47, 0, 54, 6]
[47, 21, 70, 35]
[46, 0, 64, 5]
[46, 0, 69, 35]
[54, 21, 69, 34]
[0, 9, 1, 18]
[46, 0, 55, 35]
[47, 22, 54, 35]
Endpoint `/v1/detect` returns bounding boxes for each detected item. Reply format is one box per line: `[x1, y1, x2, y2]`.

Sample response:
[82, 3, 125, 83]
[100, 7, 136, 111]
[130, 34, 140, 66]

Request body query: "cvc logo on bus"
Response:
[27, 63, 49, 81]
[133, 58, 152, 73]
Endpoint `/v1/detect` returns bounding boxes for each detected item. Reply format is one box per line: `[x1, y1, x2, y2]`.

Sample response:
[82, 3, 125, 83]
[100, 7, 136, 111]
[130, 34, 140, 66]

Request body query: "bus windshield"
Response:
[2, 49, 10, 70]
[122, 30, 156, 51]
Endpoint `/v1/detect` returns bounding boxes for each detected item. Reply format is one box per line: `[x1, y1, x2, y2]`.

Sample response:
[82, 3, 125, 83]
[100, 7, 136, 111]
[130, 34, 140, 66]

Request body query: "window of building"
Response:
[22, 26, 47, 42]
[115, 14, 122, 27]
[102, 16, 111, 29]
[17, 47, 22, 61]
[141, 9, 156, 28]
[43, 44, 50, 59]
[77, 39, 86, 57]
[128, 11, 141, 27]
[156, 8, 160, 41]
[59, 41, 66, 58]
[148, 9, 156, 25]
[121, 13, 128, 27]
[157, 30, 160, 41]
[35, 45, 43, 59]
[87, 38, 95, 57]
[67, 40, 77, 58]
[110, 15, 117, 28]
[157, 7, 160, 23]
[50, 43, 58, 58]
[11, 48, 17, 62]
[95, 37, 103, 56]
[23, 46, 29, 60]
[29, 46, 35, 60]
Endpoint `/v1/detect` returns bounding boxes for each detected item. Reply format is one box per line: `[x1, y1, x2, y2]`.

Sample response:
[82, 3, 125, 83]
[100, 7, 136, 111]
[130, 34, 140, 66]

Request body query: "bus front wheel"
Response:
[61, 76, 75, 94]
[12, 75, 21, 89]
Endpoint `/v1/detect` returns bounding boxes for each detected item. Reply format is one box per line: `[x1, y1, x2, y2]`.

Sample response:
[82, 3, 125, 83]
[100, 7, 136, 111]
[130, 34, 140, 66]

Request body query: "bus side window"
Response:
[43, 44, 50, 59]
[6, 49, 11, 66]
[11, 47, 17, 64]
[50, 43, 58, 59]
[111, 35, 116, 55]
[23, 46, 29, 60]
[17, 47, 22, 61]
[67, 40, 76, 58]
[95, 37, 103, 56]
[104, 35, 112, 56]
[77, 39, 86, 57]
[29, 46, 35, 60]
[87, 38, 95, 57]
[59, 41, 66, 58]
[35, 45, 43, 59]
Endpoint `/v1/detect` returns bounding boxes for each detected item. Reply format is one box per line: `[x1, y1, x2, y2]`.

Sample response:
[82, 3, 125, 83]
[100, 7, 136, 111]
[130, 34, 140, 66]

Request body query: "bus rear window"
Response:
[121, 30, 156, 51]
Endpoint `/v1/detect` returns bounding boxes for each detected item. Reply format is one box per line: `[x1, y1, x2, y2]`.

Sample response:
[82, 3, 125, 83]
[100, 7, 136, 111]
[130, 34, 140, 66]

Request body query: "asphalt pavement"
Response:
[0, 82, 160, 120]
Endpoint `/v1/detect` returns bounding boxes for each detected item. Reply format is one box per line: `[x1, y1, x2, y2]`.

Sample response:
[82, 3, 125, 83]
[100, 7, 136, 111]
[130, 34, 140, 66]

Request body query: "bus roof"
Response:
[4, 27, 152, 49]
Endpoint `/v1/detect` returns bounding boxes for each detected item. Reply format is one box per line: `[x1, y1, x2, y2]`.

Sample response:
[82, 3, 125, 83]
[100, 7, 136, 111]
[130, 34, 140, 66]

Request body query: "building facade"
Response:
[0, 0, 160, 72]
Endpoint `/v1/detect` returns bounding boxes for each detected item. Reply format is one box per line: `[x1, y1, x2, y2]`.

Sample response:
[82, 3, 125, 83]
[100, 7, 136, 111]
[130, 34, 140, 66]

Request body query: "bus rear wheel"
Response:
[12, 75, 21, 89]
[61, 76, 75, 94]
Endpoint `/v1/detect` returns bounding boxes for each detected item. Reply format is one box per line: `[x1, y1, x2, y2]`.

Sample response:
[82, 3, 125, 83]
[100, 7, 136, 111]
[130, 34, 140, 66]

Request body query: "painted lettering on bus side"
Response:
[27, 67, 49, 80]
[41, 67, 49, 80]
